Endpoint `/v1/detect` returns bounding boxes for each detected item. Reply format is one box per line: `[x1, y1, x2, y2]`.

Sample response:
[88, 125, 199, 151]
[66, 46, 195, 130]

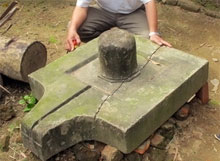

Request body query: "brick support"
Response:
[196, 82, 209, 104]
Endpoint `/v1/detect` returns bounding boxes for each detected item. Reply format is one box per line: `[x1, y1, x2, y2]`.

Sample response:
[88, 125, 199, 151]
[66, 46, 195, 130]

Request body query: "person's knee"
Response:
[125, 28, 149, 38]
[78, 26, 101, 42]
[135, 30, 149, 38]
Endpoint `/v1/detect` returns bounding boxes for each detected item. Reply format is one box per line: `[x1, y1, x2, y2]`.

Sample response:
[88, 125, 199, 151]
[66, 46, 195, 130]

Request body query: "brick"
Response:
[174, 103, 190, 121]
[101, 145, 123, 161]
[196, 82, 209, 104]
[150, 134, 166, 149]
[135, 139, 150, 154]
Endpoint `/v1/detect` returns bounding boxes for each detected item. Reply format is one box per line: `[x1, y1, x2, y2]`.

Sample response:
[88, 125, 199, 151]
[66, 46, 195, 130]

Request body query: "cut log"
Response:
[0, 74, 3, 98]
[0, 36, 47, 82]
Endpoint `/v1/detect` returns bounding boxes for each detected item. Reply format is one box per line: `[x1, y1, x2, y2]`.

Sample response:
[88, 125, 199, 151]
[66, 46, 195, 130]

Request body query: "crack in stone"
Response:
[140, 46, 162, 70]
[94, 46, 162, 120]
[94, 82, 124, 120]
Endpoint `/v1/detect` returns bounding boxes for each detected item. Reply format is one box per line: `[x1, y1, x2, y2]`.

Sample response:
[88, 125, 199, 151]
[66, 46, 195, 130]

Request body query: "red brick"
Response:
[174, 103, 190, 121]
[196, 82, 209, 104]
[135, 139, 150, 155]
[150, 134, 165, 148]
[101, 145, 123, 161]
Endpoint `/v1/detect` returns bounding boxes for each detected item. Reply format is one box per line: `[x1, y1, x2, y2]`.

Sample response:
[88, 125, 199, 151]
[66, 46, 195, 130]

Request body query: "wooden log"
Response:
[0, 36, 47, 82]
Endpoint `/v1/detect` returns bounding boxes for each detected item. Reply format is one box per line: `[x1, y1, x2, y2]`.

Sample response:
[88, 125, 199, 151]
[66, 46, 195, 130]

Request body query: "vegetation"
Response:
[19, 94, 37, 112]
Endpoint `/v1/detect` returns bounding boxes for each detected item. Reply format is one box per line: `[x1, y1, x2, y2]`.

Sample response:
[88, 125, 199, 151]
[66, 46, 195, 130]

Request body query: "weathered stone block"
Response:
[21, 31, 208, 161]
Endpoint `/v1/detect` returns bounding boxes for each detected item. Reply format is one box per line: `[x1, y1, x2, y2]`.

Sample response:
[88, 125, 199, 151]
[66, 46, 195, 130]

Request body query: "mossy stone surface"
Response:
[21, 35, 208, 161]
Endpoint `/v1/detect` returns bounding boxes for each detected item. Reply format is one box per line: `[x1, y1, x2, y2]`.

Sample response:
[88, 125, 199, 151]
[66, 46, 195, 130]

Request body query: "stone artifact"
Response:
[98, 28, 139, 82]
[21, 28, 208, 161]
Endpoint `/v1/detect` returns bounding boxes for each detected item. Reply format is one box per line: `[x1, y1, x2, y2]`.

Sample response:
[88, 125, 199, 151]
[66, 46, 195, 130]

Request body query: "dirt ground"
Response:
[0, 0, 220, 161]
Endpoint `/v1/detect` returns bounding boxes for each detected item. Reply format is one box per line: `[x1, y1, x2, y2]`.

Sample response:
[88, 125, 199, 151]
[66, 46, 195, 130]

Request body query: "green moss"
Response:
[23, 76, 87, 127]
[49, 36, 58, 44]
[209, 99, 220, 106]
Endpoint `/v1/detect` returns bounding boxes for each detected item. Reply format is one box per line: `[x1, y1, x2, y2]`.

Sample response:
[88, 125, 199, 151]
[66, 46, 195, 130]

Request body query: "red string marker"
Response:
[73, 39, 78, 49]
[66, 39, 78, 54]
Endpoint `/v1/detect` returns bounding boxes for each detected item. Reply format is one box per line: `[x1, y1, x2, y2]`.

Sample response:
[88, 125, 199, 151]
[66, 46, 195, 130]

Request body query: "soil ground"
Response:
[0, 0, 220, 161]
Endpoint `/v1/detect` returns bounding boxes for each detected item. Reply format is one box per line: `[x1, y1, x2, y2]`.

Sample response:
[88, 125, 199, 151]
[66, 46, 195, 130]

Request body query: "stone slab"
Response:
[21, 36, 208, 161]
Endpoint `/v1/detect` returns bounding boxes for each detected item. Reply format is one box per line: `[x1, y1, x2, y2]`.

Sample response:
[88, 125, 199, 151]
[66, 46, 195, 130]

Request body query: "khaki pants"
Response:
[78, 5, 149, 42]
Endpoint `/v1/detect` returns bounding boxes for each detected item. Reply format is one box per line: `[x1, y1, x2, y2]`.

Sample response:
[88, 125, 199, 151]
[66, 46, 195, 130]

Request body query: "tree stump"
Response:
[0, 36, 47, 82]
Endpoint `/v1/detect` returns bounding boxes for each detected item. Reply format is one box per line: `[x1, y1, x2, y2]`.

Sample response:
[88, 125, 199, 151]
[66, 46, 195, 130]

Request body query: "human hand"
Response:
[65, 30, 81, 52]
[150, 34, 172, 48]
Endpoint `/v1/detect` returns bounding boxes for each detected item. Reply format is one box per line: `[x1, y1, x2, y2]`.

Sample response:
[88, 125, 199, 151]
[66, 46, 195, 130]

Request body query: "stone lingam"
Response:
[21, 28, 208, 161]
[98, 28, 139, 82]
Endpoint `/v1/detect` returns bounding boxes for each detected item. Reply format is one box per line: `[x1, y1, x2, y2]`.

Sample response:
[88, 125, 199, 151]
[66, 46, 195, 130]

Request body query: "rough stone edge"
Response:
[21, 116, 128, 161]
[123, 59, 209, 154]
[92, 46, 209, 154]
[28, 75, 45, 100]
